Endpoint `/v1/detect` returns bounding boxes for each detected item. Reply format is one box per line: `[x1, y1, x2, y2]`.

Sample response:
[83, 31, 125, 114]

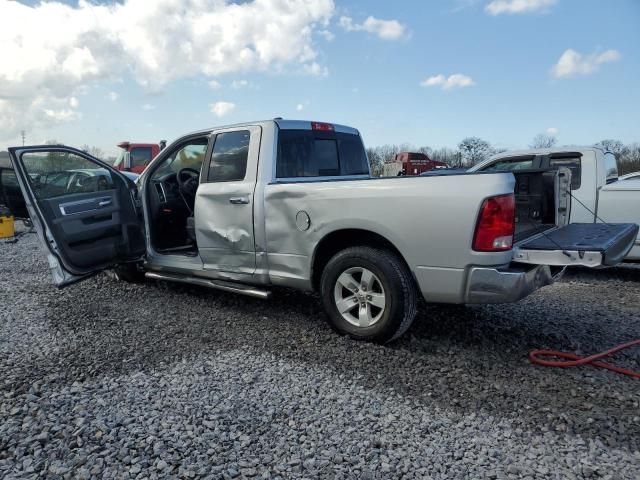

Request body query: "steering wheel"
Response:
[176, 168, 200, 198]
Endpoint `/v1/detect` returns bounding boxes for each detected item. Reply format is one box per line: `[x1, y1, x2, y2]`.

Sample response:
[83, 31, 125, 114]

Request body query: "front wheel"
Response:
[320, 246, 418, 343]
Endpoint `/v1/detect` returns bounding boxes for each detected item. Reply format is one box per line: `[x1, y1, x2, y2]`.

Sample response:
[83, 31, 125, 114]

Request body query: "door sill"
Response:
[145, 271, 271, 299]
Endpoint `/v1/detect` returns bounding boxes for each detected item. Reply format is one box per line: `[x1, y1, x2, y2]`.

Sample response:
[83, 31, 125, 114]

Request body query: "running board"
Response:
[145, 271, 271, 299]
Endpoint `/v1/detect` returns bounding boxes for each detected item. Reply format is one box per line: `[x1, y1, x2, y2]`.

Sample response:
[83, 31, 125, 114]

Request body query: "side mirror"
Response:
[124, 151, 131, 171]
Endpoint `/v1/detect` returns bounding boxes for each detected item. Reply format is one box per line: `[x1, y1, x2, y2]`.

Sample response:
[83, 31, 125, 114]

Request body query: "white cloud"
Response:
[107, 91, 119, 101]
[69, 97, 79, 108]
[142, 103, 155, 111]
[208, 80, 222, 90]
[339, 16, 408, 40]
[420, 74, 475, 90]
[485, 0, 557, 15]
[231, 79, 249, 89]
[551, 48, 621, 78]
[210, 101, 235, 117]
[0, 0, 334, 142]
[303, 62, 329, 77]
[546, 127, 559, 136]
[296, 103, 304, 111]
[318, 29, 335, 41]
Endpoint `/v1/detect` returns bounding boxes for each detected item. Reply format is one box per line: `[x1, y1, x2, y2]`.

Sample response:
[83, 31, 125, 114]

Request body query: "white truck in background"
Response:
[471, 146, 640, 262]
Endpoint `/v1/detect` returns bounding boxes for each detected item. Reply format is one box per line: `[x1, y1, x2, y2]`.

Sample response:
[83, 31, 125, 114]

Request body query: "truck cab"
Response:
[113, 141, 165, 174]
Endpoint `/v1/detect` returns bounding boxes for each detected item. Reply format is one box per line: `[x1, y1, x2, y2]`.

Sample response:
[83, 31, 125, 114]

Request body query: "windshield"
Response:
[152, 139, 208, 179]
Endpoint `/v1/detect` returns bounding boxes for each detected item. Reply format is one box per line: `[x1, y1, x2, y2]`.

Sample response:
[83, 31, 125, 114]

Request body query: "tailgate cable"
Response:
[529, 191, 639, 378]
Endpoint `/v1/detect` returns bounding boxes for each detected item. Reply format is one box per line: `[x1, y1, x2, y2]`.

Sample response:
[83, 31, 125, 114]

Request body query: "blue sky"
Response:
[2, 0, 639, 156]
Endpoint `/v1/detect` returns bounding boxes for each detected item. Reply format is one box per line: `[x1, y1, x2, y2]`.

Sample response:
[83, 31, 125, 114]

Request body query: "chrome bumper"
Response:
[464, 264, 563, 304]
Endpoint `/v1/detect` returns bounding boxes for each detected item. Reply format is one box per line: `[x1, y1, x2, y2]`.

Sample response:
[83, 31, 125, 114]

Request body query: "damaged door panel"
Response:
[194, 126, 261, 274]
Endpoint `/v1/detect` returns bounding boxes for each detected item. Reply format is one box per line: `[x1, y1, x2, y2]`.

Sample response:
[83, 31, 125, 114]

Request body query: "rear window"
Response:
[483, 157, 536, 171]
[549, 156, 581, 189]
[603, 152, 618, 184]
[276, 130, 369, 178]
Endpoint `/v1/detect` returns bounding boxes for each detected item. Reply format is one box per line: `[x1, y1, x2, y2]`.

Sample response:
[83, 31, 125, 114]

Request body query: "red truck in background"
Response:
[382, 152, 448, 176]
[113, 140, 166, 174]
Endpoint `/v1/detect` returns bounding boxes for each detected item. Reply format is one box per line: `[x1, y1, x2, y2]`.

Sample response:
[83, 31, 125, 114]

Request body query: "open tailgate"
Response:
[513, 223, 639, 267]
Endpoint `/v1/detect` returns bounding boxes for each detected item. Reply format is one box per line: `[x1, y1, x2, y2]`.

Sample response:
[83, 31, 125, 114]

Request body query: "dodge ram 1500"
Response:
[6, 120, 638, 342]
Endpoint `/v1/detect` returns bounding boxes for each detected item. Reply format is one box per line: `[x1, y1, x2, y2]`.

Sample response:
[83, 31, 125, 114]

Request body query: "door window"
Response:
[130, 147, 152, 168]
[20, 151, 114, 200]
[207, 130, 250, 182]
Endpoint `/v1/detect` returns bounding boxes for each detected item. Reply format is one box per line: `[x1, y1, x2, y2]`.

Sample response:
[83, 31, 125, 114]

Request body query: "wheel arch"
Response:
[310, 228, 412, 291]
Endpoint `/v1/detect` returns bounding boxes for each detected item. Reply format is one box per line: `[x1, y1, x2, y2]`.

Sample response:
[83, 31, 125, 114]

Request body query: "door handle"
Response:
[229, 196, 250, 205]
[98, 199, 112, 207]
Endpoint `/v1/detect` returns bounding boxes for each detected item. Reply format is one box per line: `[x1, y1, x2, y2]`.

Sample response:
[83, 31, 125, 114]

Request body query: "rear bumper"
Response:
[464, 264, 563, 304]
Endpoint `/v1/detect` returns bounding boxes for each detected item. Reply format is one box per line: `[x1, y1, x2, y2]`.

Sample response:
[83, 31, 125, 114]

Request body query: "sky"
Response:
[1, 0, 639, 157]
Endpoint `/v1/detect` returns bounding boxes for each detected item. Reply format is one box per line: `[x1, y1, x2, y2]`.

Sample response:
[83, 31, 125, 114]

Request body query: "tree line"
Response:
[366, 134, 640, 177]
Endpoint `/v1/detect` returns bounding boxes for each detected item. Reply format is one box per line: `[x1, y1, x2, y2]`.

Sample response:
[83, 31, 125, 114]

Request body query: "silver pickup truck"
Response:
[6, 120, 638, 342]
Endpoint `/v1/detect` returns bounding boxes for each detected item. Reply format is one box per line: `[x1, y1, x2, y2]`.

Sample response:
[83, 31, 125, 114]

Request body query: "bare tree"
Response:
[365, 147, 384, 177]
[618, 142, 640, 175]
[81, 145, 105, 160]
[597, 139, 625, 157]
[530, 133, 557, 149]
[458, 137, 492, 166]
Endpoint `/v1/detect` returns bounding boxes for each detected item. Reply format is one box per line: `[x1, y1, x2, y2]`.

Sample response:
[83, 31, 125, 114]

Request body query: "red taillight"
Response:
[311, 121, 334, 132]
[472, 194, 515, 252]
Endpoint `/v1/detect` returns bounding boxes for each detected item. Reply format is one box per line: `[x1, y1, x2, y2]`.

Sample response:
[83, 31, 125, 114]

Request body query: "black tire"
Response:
[113, 264, 146, 283]
[320, 246, 418, 343]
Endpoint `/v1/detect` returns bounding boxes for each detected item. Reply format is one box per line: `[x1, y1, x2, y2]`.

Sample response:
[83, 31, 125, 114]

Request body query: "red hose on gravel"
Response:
[529, 338, 640, 378]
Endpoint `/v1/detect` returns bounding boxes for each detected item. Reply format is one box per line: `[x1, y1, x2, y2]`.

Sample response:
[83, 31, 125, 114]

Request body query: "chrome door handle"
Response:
[229, 197, 250, 205]
[98, 199, 112, 207]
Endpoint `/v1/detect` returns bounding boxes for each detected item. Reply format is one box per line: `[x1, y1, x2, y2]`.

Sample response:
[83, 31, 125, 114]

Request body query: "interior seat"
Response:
[186, 216, 196, 243]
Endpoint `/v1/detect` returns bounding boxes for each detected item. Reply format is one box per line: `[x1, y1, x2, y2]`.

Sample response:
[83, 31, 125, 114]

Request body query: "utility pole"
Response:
[21, 130, 26, 146]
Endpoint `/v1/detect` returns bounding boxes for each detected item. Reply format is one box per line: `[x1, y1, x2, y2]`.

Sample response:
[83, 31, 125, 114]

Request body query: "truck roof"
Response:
[181, 119, 360, 138]
[489, 145, 607, 160]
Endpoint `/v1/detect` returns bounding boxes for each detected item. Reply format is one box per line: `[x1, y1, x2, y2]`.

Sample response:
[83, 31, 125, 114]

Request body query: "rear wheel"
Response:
[320, 246, 417, 343]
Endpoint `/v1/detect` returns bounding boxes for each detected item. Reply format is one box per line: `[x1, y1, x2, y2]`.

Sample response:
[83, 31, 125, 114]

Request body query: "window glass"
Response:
[207, 131, 250, 182]
[339, 135, 369, 175]
[130, 147, 152, 168]
[152, 139, 208, 178]
[113, 149, 125, 168]
[603, 153, 618, 184]
[483, 158, 535, 171]
[20, 151, 114, 200]
[276, 130, 369, 178]
[549, 157, 582, 189]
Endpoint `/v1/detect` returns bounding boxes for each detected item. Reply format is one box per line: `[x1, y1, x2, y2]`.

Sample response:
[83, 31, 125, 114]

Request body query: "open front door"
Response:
[8, 146, 145, 287]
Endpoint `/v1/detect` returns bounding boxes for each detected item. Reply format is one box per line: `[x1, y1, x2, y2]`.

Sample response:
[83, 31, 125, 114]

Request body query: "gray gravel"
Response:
[1, 227, 639, 479]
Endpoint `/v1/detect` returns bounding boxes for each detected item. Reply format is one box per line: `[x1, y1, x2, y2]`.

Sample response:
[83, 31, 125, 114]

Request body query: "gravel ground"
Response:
[1, 227, 639, 479]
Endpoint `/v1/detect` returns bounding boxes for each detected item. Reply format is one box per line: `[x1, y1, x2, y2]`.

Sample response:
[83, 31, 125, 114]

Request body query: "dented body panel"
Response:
[263, 173, 516, 301]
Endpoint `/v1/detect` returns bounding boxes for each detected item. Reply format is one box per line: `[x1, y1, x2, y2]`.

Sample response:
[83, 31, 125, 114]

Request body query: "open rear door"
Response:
[8, 146, 145, 287]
